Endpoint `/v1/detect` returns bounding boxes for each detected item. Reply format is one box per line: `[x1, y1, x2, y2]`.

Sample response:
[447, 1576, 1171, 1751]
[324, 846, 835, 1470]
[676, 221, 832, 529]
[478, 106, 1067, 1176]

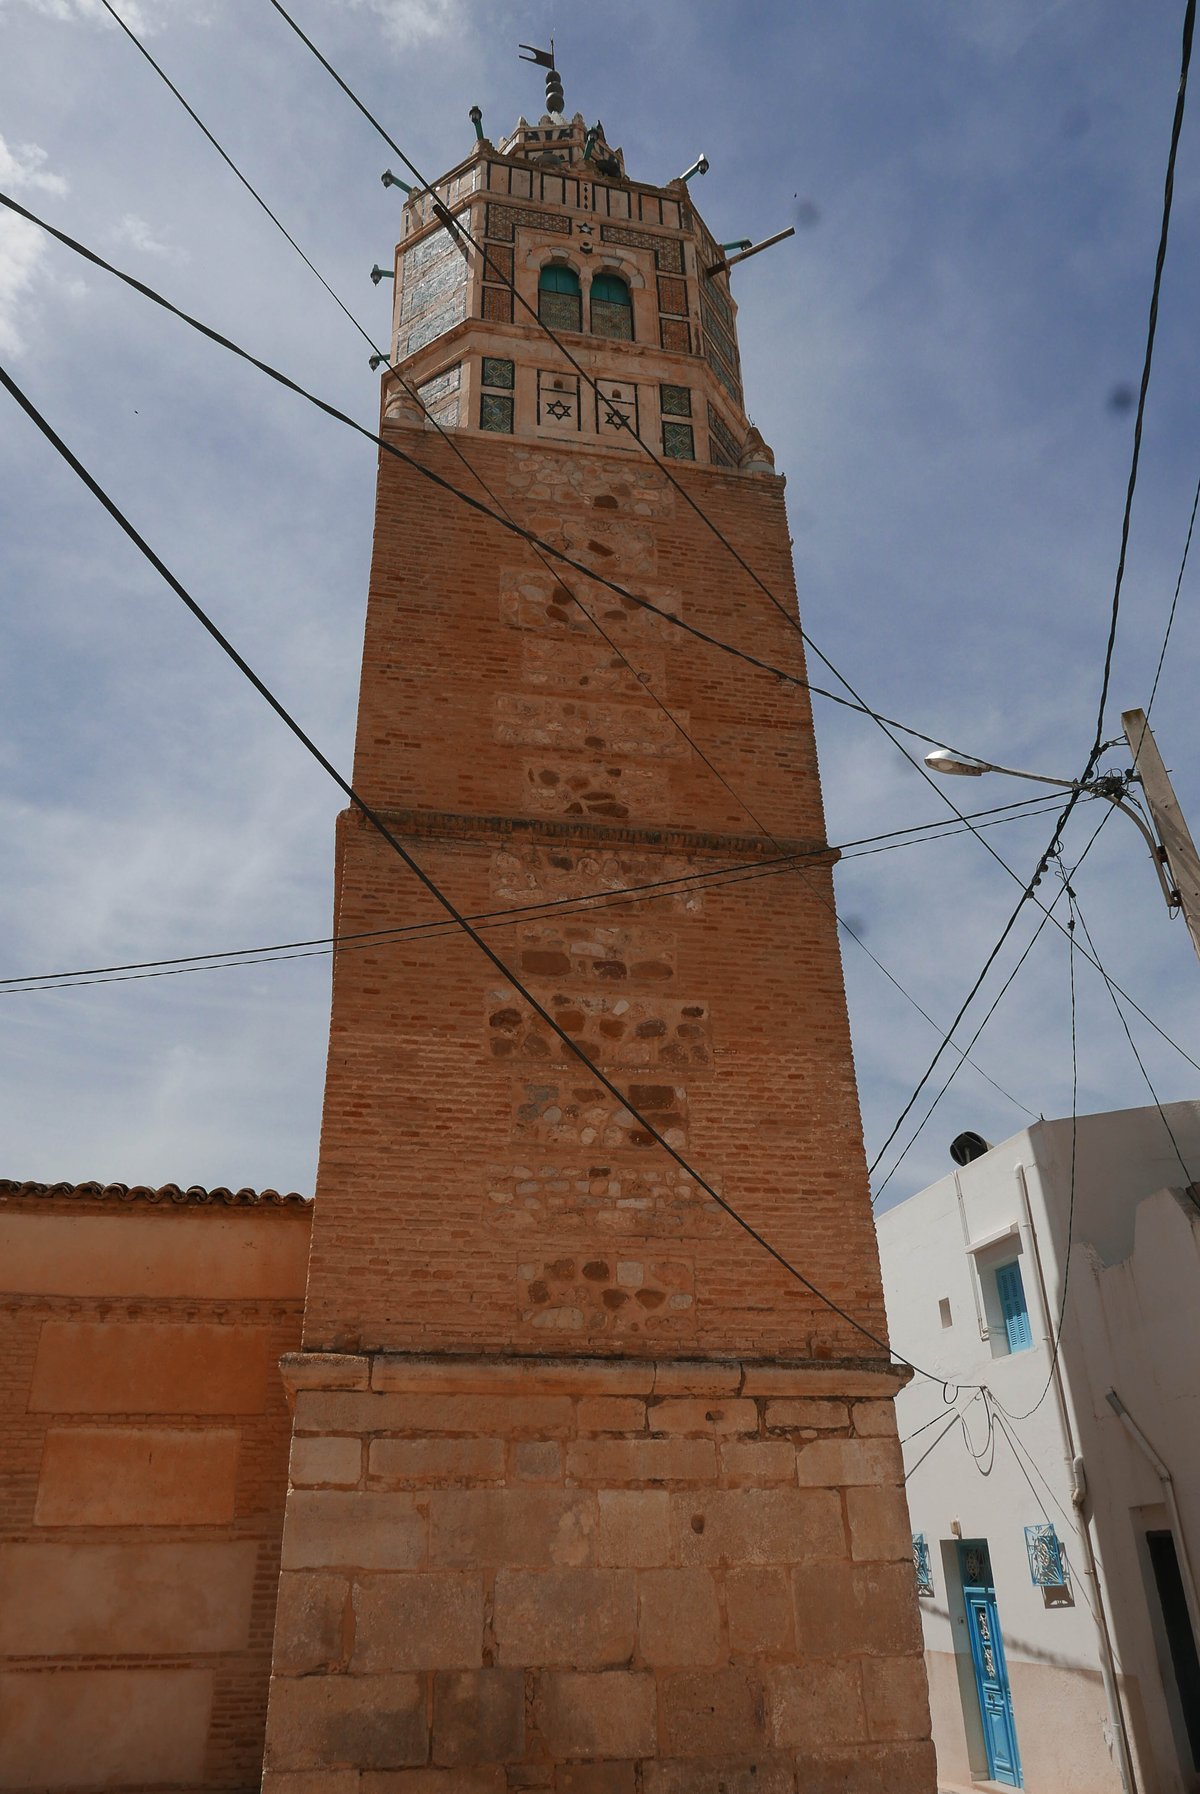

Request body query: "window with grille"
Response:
[590, 272, 633, 341]
[538, 263, 582, 332]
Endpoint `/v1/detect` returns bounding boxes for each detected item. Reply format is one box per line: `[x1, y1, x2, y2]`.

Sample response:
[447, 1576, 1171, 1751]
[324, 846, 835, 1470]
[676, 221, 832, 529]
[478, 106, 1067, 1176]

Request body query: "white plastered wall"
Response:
[877, 1101, 1200, 1794]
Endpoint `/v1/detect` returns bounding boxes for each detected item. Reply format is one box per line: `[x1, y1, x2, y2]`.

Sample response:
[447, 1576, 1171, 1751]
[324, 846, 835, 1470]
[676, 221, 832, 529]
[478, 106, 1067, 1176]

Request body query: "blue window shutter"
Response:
[995, 1261, 1033, 1353]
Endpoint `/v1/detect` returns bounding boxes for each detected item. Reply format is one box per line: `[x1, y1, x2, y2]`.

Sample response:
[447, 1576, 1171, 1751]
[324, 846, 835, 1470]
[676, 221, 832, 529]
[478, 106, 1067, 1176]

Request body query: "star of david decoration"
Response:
[604, 407, 630, 428]
[545, 399, 573, 420]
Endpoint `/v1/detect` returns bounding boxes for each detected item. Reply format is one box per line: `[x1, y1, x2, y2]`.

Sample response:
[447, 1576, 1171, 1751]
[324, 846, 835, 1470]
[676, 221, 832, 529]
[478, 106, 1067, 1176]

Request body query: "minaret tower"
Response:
[264, 62, 934, 1792]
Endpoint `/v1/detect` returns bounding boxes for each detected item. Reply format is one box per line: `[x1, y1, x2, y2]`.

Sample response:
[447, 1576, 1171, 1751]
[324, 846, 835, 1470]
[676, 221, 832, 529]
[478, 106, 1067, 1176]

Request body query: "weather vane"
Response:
[519, 40, 565, 117]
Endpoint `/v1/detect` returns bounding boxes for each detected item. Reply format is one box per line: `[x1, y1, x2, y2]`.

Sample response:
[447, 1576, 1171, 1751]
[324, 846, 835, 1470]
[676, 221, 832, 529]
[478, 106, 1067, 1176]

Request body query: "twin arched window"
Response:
[537, 265, 633, 341]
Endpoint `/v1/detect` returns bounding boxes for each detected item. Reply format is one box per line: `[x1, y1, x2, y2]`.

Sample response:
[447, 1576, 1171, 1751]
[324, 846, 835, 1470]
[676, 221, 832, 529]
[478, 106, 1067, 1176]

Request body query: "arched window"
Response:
[590, 273, 634, 341]
[538, 263, 582, 332]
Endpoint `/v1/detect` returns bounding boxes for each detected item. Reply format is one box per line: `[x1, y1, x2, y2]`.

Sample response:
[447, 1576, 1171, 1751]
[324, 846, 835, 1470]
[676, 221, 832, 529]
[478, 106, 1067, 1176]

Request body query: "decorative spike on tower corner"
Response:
[262, 52, 936, 1794]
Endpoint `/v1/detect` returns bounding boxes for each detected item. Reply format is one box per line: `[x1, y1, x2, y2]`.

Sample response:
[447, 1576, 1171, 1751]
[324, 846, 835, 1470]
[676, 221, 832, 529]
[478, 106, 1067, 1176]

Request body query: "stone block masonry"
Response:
[262, 1353, 933, 1792]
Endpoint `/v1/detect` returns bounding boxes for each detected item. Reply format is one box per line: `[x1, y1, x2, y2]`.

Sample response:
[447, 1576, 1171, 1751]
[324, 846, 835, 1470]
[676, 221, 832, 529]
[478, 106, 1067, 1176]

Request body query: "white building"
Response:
[878, 1101, 1200, 1794]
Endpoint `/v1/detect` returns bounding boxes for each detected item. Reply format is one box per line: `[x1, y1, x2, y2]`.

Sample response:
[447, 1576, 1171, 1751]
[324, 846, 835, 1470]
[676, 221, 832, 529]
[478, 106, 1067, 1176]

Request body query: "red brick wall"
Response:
[302, 430, 888, 1363]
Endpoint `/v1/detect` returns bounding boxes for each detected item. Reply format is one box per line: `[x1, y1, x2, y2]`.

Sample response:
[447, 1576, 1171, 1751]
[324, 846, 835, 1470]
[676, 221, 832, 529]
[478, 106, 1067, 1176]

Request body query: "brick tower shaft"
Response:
[262, 90, 934, 1792]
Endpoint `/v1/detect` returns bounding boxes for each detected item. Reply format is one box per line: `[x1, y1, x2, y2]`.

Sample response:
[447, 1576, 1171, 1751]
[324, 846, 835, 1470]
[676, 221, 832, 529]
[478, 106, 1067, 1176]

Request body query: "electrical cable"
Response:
[988, 872, 1082, 1428]
[988, 1400, 1079, 1542]
[1147, 468, 1200, 720]
[869, 0, 1195, 1178]
[0, 189, 957, 759]
[264, 0, 915, 711]
[1, 355, 976, 1385]
[1088, 0, 1195, 763]
[902, 1393, 983, 1484]
[262, 0, 1165, 1005]
[9, 186, 1188, 1083]
[869, 806, 1115, 1202]
[1070, 888, 1196, 1190]
[14, 185, 1166, 1132]
[96, 0, 390, 366]
[0, 793, 1065, 990]
[89, 4, 1057, 1129]
[901, 1404, 974, 1447]
[959, 1392, 997, 1475]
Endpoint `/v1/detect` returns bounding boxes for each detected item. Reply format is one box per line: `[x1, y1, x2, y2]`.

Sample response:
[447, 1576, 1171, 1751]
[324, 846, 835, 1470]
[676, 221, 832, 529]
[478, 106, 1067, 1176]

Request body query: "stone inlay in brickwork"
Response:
[506, 448, 675, 518]
[519, 635, 667, 696]
[501, 569, 681, 639]
[487, 990, 711, 1068]
[513, 921, 677, 983]
[521, 759, 669, 822]
[517, 1255, 696, 1336]
[490, 846, 704, 915]
[495, 693, 688, 759]
[510, 1079, 690, 1151]
[486, 1158, 720, 1238]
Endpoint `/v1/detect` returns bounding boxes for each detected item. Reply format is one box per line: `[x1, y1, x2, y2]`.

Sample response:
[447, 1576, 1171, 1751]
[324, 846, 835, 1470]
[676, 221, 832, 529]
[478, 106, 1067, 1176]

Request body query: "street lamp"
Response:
[923, 744, 1181, 914]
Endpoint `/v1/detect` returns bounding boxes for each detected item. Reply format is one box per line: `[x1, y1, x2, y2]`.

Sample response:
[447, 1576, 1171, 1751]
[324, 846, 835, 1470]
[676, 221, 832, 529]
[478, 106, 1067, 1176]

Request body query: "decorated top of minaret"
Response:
[379, 40, 781, 475]
[500, 42, 627, 177]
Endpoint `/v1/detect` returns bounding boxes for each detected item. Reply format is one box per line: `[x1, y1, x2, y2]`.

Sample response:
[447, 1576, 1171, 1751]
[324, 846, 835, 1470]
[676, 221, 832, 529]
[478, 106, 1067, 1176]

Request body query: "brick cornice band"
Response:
[343, 804, 836, 863]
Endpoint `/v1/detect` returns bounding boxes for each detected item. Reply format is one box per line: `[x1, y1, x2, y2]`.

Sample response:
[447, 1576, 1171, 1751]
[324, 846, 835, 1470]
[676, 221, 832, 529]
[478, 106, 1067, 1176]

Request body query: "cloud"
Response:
[0, 136, 67, 353]
[347, 0, 465, 52]
[0, 136, 67, 197]
[9, 0, 189, 32]
[112, 211, 187, 262]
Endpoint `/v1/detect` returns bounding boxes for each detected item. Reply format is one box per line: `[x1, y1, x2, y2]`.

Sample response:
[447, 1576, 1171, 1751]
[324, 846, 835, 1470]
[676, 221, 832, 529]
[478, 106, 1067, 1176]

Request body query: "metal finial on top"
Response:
[518, 40, 564, 116]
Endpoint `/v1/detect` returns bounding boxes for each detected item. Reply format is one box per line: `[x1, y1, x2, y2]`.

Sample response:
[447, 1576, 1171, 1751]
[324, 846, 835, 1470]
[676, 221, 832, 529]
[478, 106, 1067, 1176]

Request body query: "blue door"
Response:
[959, 1541, 1022, 1787]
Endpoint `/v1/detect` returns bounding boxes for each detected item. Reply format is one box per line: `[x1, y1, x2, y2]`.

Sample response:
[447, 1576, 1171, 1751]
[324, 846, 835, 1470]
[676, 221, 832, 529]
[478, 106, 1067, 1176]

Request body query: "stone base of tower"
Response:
[262, 1352, 935, 1792]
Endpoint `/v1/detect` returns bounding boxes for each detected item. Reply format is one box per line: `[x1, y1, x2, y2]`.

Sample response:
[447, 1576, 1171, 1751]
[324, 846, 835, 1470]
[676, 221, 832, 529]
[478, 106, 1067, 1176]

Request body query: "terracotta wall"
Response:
[0, 1182, 311, 1793]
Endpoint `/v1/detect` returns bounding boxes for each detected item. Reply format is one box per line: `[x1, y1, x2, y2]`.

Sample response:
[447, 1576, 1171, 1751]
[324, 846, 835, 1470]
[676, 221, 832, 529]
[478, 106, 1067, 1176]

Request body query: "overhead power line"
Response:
[2, 356, 978, 1388]
[0, 190, 960, 760]
[1071, 890, 1195, 1190]
[261, 0, 1148, 1003]
[869, 805, 1113, 1202]
[0, 792, 1063, 990]
[1147, 467, 1200, 719]
[1087, 0, 1195, 763]
[86, 9, 1063, 1127]
[868, 0, 1195, 1182]
[7, 187, 1186, 1074]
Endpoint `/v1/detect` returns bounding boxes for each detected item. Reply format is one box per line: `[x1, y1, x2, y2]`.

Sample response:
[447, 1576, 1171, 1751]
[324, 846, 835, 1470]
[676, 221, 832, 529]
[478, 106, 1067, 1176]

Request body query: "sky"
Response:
[1, 0, 1197, 1217]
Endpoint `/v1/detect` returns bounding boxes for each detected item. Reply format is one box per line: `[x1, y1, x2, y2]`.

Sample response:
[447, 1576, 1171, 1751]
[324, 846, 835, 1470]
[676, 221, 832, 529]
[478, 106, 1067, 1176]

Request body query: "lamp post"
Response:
[924, 723, 1200, 966]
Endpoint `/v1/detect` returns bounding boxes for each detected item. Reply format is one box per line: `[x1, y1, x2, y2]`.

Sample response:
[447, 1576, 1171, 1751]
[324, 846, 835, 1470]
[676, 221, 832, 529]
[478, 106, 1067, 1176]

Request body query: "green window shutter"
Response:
[538, 264, 581, 294]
